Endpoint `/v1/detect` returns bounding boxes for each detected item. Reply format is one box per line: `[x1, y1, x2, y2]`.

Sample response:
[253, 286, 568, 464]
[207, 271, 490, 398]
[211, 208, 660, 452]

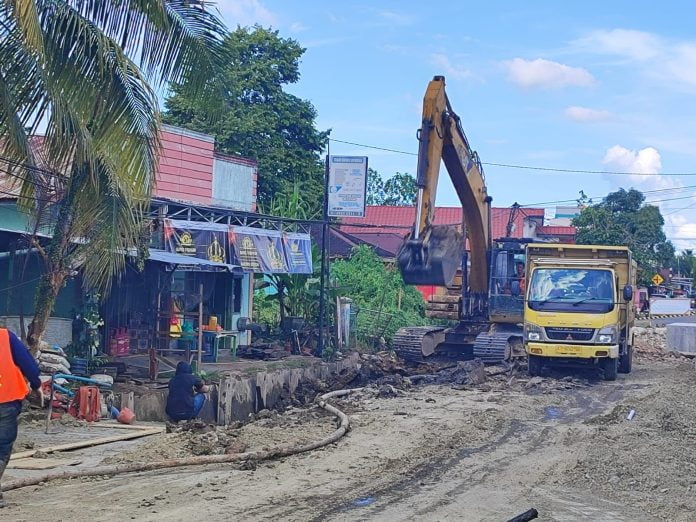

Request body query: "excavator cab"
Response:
[488, 241, 527, 323]
[397, 224, 464, 286]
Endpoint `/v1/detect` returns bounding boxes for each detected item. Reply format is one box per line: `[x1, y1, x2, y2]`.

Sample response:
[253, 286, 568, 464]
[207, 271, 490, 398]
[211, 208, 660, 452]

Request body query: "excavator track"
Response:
[473, 330, 524, 364]
[392, 326, 446, 362]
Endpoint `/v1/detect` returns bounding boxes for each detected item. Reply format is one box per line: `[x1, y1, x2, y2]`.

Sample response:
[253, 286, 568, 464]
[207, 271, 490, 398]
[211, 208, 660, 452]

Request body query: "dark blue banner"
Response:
[283, 232, 313, 274]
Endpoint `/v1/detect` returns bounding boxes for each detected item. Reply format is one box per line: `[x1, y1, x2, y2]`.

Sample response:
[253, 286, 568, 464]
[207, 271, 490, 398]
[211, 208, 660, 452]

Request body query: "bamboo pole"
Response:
[197, 282, 203, 370]
[10, 428, 164, 461]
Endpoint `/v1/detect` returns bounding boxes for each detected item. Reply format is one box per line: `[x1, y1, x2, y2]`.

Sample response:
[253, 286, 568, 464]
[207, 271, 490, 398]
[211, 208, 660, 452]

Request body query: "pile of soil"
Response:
[559, 362, 696, 521]
[102, 406, 336, 465]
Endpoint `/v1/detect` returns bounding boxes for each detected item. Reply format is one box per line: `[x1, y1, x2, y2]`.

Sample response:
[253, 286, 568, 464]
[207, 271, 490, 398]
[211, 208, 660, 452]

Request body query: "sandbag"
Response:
[39, 352, 71, 369]
[39, 361, 71, 375]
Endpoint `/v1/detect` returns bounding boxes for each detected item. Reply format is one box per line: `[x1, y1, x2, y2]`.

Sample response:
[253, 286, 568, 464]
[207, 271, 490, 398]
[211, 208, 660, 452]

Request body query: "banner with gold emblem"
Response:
[163, 219, 235, 266]
[163, 220, 312, 274]
[229, 226, 289, 273]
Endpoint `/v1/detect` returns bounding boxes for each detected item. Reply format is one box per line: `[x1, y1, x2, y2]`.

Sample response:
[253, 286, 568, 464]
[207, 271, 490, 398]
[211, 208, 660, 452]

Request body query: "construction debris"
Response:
[633, 327, 685, 361]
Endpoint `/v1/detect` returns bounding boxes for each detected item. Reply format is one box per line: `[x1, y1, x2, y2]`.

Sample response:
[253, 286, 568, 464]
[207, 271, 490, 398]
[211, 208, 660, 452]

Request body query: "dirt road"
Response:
[4, 358, 694, 521]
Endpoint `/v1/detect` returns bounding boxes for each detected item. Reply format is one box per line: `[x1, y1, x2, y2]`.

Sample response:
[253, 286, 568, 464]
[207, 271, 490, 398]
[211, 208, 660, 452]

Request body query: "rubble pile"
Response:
[168, 420, 248, 456]
[561, 363, 696, 519]
[632, 327, 681, 361]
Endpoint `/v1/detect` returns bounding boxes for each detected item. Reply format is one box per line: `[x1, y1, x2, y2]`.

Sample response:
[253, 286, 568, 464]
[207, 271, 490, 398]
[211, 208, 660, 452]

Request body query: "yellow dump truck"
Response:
[524, 244, 636, 380]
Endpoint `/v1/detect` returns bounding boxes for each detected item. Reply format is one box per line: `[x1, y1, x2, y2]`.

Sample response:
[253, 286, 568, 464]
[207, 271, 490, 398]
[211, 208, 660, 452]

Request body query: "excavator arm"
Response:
[398, 76, 492, 292]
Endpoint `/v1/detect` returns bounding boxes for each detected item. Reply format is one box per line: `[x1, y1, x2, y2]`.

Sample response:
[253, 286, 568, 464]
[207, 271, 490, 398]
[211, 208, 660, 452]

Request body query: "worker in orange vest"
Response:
[0, 328, 41, 508]
[516, 261, 526, 293]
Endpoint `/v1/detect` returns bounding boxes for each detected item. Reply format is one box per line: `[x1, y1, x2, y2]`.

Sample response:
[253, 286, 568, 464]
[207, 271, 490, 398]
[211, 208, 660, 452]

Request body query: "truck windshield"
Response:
[528, 268, 614, 313]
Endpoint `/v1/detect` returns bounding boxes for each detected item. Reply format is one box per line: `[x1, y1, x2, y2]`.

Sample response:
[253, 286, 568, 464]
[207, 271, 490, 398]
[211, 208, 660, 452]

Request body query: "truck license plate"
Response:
[558, 346, 581, 355]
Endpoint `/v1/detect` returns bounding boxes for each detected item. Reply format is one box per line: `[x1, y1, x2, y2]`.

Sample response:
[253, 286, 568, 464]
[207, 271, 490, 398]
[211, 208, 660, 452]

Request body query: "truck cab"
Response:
[524, 245, 636, 380]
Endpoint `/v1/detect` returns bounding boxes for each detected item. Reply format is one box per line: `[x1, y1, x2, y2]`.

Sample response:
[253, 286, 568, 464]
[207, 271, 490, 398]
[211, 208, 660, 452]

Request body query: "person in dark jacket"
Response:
[165, 361, 209, 422]
[0, 328, 42, 508]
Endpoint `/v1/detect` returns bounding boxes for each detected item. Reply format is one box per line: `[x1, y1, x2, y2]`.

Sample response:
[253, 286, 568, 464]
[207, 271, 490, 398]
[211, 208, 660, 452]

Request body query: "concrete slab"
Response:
[666, 323, 696, 355]
[113, 353, 362, 424]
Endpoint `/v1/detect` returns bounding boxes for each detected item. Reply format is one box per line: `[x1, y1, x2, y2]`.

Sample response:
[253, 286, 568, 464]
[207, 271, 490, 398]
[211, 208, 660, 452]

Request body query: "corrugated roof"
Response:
[337, 205, 578, 255]
[340, 205, 546, 240]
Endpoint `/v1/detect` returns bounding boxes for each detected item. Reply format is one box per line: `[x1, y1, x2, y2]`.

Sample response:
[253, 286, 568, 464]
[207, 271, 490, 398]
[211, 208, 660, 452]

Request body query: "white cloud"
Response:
[574, 29, 662, 61]
[602, 145, 696, 249]
[603, 145, 662, 175]
[602, 145, 684, 198]
[664, 43, 696, 89]
[289, 22, 308, 33]
[376, 9, 415, 26]
[219, 0, 278, 28]
[564, 106, 612, 122]
[504, 58, 595, 89]
[575, 28, 696, 90]
[664, 213, 696, 251]
[431, 54, 472, 81]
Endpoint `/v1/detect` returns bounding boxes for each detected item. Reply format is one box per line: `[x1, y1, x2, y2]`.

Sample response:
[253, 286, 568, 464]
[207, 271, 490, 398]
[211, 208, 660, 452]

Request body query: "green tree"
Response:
[0, 1, 226, 351]
[331, 245, 425, 341]
[383, 172, 417, 206]
[573, 188, 675, 283]
[366, 168, 385, 205]
[164, 26, 328, 212]
[365, 170, 416, 206]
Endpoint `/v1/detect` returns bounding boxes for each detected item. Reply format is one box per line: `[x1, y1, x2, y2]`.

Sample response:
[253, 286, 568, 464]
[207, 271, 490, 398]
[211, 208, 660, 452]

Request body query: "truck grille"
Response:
[545, 327, 594, 341]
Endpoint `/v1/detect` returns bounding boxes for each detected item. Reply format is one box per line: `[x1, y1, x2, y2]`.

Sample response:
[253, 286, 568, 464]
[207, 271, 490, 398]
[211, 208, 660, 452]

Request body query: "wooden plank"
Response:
[425, 310, 460, 320]
[87, 422, 162, 431]
[426, 303, 459, 312]
[8, 458, 82, 470]
[429, 295, 460, 304]
[9, 428, 164, 461]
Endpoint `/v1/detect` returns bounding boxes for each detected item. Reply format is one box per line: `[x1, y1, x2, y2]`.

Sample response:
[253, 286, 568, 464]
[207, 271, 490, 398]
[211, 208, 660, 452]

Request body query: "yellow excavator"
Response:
[394, 76, 529, 362]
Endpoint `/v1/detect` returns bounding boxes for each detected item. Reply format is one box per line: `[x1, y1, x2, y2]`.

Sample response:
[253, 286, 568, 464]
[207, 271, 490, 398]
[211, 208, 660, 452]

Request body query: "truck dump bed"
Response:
[526, 244, 634, 289]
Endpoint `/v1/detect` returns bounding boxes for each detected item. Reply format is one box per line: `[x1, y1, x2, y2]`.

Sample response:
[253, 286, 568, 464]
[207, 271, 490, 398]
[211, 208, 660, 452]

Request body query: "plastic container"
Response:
[208, 315, 218, 330]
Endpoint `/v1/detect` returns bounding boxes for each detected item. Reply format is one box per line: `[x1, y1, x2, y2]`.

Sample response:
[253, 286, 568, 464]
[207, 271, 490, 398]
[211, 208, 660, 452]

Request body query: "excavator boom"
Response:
[397, 76, 491, 292]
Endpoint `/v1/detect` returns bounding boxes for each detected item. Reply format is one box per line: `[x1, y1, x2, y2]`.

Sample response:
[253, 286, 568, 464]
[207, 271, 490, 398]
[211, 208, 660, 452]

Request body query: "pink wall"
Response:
[154, 126, 215, 205]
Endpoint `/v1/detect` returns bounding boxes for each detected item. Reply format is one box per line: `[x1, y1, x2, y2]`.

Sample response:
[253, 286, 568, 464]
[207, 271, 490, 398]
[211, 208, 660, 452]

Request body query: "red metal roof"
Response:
[341, 205, 546, 240]
[338, 205, 577, 255]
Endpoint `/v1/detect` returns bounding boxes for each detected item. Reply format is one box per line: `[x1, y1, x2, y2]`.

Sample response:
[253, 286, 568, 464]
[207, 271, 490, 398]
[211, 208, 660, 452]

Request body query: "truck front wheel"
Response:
[602, 357, 618, 381]
[528, 355, 543, 376]
[618, 345, 633, 374]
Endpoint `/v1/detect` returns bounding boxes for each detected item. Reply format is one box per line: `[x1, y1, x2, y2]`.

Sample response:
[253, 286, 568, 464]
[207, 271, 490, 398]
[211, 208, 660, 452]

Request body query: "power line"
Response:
[0, 155, 69, 180]
[329, 137, 696, 176]
[520, 185, 696, 208]
[329, 138, 417, 157]
[0, 275, 42, 294]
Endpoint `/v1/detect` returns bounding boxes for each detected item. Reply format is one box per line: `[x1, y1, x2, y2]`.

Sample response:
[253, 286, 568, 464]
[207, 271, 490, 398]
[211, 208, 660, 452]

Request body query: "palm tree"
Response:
[0, 1, 227, 351]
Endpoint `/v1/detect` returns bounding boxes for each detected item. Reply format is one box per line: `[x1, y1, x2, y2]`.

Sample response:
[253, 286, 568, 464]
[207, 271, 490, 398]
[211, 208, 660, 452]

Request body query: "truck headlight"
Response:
[597, 325, 618, 344]
[525, 323, 543, 341]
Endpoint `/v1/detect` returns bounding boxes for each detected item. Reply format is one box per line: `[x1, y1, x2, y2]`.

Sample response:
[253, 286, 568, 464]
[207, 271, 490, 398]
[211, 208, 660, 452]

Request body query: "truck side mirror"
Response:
[511, 281, 521, 297]
[623, 285, 633, 302]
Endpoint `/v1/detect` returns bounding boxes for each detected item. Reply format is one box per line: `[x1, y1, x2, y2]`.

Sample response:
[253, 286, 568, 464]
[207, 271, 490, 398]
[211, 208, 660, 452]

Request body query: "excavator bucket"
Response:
[397, 225, 464, 286]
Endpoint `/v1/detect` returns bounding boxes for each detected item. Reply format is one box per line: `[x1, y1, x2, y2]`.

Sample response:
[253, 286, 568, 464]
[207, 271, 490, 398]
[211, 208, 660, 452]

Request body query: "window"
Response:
[528, 268, 614, 313]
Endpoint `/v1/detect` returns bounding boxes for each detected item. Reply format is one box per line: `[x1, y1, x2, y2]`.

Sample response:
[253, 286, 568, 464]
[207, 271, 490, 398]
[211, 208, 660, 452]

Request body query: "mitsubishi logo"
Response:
[566, 334, 573, 340]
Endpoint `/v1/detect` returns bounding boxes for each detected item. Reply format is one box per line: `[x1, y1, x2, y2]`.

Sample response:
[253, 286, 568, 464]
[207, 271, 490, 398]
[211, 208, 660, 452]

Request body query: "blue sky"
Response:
[217, 0, 696, 249]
